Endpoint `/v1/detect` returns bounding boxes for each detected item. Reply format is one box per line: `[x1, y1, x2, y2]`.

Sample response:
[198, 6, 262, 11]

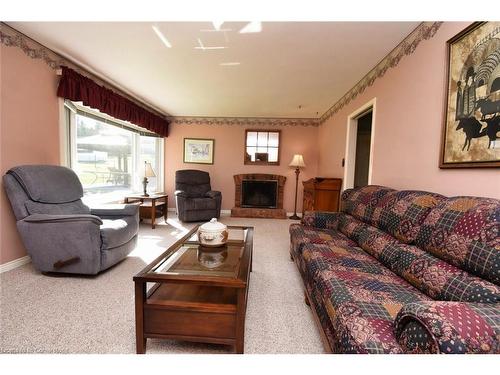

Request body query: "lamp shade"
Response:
[289, 154, 306, 168]
[144, 162, 156, 178]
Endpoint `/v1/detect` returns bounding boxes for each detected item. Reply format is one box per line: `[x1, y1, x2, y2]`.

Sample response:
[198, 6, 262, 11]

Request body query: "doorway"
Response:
[353, 111, 372, 188]
[344, 98, 376, 190]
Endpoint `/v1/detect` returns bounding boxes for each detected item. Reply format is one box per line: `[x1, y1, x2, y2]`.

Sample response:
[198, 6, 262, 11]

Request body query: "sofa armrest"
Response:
[205, 190, 221, 199]
[91, 204, 139, 217]
[301, 211, 341, 230]
[23, 213, 103, 225]
[394, 301, 500, 354]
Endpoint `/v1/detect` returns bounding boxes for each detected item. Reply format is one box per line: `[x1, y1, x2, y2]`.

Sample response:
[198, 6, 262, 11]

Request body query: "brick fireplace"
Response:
[231, 174, 287, 219]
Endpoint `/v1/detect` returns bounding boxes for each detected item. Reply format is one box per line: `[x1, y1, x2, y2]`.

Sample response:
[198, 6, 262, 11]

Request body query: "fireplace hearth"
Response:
[231, 174, 286, 219]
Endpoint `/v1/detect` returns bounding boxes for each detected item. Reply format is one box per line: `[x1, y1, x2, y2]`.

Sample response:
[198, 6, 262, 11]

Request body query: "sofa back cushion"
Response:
[389, 243, 500, 303]
[339, 213, 500, 303]
[341, 185, 395, 224]
[370, 190, 446, 243]
[414, 196, 499, 286]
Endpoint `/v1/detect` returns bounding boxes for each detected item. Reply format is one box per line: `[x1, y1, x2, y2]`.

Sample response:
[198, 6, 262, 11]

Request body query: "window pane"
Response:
[268, 132, 279, 147]
[139, 136, 158, 193]
[246, 146, 256, 162]
[246, 131, 257, 146]
[74, 114, 134, 204]
[257, 132, 268, 146]
[71, 108, 163, 205]
[268, 147, 279, 162]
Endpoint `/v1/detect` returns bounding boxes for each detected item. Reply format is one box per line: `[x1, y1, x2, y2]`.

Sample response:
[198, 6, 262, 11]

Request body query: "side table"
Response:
[124, 193, 168, 229]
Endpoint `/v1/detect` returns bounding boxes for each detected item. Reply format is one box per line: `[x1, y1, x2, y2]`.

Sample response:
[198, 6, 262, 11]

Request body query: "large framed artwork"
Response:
[183, 138, 215, 164]
[440, 22, 500, 168]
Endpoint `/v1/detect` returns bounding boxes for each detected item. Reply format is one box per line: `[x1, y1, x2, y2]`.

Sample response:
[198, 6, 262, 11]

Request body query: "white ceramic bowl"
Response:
[197, 218, 228, 247]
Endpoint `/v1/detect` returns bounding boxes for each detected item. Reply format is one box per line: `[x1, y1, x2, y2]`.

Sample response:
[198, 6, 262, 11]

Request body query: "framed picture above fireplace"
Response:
[244, 130, 281, 165]
[183, 138, 214, 164]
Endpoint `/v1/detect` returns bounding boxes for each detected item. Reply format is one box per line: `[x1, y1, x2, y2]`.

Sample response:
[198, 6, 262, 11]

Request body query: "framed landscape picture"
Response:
[183, 138, 215, 164]
[440, 22, 500, 168]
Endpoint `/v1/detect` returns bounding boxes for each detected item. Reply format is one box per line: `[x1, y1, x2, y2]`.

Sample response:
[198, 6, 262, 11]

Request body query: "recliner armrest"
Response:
[91, 204, 139, 217]
[394, 301, 500, 354]
[23, 213, 103, 225]
[174, 190, 189, 198]
[205, 190, 221, 199]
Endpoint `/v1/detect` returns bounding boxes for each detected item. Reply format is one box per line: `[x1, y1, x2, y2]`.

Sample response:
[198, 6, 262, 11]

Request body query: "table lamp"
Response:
[142, 162, 156, 197]
[289, 154, 306, 220]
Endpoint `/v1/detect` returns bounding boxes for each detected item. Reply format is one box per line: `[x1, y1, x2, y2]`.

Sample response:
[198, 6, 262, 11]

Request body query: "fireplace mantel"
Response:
[231, 174, 287, 219]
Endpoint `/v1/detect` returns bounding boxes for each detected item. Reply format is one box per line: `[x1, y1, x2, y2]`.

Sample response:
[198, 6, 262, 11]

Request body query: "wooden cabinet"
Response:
[302, 178, 342, 214]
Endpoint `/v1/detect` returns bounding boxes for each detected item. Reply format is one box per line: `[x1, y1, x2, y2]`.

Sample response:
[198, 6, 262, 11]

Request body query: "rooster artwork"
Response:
[442, 22, 500, 168]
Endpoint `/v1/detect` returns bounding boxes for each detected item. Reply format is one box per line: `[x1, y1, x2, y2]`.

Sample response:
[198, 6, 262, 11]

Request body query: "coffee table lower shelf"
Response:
[135, 282, 247, 353]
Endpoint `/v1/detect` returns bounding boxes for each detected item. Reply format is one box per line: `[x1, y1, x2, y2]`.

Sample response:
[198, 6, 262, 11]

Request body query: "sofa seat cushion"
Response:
[370, 190, 445, 243]
[302, 243, 430, 353]
[184, 197, 217, 211]
[289, 223, 357, 273]
[415, 196, 499, 285]
[338, 214, 401, 264]
[100, 216, 138, 250]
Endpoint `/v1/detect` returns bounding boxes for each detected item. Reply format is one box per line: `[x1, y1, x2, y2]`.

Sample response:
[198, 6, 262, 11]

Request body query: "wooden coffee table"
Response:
[133, 225, 253, 354]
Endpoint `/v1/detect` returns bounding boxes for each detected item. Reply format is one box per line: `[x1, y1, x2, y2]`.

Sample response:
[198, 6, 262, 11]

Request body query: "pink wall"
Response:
[164, 124, 318, 212]
[0, 45, 60, 265]
[318, 22, 500, 199]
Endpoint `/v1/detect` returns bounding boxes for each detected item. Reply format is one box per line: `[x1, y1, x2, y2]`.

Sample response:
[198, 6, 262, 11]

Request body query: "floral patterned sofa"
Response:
[289, 185, 499, 354]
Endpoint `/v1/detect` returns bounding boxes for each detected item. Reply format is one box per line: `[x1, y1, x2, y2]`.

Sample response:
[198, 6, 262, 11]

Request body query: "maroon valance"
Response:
[57, 66, 169, 137]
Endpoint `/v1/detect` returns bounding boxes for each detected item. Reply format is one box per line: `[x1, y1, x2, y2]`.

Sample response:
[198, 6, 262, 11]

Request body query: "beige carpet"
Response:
[0, 214, 324, 354]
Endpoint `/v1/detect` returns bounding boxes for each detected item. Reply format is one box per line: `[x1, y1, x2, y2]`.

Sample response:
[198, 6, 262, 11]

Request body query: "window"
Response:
[244, 130, 281, 165]
[65, 102, 164, 204]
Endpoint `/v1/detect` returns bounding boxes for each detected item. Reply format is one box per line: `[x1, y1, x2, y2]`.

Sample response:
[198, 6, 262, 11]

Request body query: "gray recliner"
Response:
[3, 165, 139, 275]
[174, 170, 222, 222]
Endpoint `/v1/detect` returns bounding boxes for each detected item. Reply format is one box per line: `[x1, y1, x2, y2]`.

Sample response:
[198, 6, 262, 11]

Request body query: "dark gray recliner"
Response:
[174, 170, 222, 222]
[3, 165, 139, 275]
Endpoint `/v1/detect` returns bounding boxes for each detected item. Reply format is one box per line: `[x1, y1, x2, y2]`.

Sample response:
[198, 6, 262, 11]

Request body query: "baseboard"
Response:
[0, 255, 31, 273]
[167, 208, 295, 218]
[167, 208, 231, 215]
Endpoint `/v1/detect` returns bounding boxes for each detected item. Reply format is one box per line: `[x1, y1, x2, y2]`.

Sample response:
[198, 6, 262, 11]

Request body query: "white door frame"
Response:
[343, 98, 376, 190]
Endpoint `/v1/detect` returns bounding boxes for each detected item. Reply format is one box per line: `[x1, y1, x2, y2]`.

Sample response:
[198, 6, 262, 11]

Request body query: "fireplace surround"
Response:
[231, 174, 286, 218]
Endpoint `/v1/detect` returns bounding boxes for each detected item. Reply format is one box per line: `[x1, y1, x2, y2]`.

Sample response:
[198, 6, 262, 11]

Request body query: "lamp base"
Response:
[142, 177, 149, 197]
[288, 214, 301, 220]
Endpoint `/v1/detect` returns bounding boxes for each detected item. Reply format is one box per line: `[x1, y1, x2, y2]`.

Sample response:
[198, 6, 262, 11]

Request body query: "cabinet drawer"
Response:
[144, 308, 236, 339]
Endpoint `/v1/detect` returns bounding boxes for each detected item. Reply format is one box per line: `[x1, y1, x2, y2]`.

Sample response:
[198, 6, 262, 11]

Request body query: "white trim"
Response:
[0, 256, 31, 273]
[156, 138, 165, 192]
[58, 98, 70, 167]
[343, 98, 377, 190]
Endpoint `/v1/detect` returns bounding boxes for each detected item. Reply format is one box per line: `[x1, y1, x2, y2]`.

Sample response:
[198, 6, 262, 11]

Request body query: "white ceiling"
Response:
[9, 22, 419, 118]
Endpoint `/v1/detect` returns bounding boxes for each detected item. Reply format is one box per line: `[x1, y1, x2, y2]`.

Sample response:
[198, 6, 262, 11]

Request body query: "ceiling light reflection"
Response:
[239, 21, 262, 34]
